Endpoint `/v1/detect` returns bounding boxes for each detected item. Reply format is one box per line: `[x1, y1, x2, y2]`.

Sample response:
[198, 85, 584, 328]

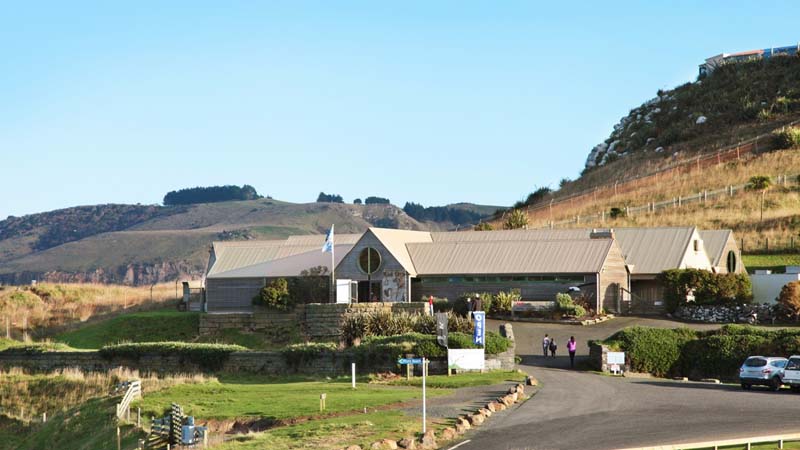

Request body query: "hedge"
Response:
[603, 325, 800, 380]
[99, 342, 246, 371]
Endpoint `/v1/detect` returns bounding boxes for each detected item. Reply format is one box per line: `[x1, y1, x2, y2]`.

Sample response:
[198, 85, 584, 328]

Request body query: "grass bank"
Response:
[56, 311, 199, 349]
[743, 253, 800, 273]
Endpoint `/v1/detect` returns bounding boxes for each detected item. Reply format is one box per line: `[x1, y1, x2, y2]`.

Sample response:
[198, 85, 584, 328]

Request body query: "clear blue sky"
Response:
[2, 1, 798, 219]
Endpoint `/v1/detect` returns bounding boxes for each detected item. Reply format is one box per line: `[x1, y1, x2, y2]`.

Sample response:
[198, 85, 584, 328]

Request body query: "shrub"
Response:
[368, 309, 411, 336]
[681, 333, 770, 379]
[773, 127, 800, 150]
[604, 327, 697, 377]
[491, 290, 520, 316]
[341, 312, 370, 345]
[99, 342, 246, 371]
[281, 342, 339, 369]
[253, 278, 291, 310]
[609, 207, 626, 219]
[287, 266, 329, 303]
[778, 281, 800, 318]
[555, 293, 587, 317]
[503, 209, 529, 230]
[428, 297, 451, 313]
[658, 269, 752, 313]
[474, 222, 493, 231]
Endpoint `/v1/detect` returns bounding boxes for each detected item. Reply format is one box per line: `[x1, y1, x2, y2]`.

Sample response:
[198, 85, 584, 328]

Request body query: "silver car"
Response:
[739, 356, 787, 391]
[781, 356, 800, 392]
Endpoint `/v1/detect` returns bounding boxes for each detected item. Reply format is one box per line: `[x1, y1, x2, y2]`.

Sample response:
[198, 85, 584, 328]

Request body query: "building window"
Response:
[693, 240, 700, 252]
[726, 250, 737, 273]
[358, 247, 382, 274]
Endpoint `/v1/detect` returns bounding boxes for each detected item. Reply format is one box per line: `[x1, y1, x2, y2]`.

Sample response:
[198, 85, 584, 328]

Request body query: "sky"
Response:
[1, 1, 799, 219]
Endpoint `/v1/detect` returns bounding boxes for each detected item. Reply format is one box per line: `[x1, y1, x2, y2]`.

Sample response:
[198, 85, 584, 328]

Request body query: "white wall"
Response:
[750, 273, 800, 304]
[680, 229, 713, 271]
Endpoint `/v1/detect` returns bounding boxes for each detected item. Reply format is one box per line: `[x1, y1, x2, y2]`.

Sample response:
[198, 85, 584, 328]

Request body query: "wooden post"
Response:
[320, 393, 326, 412]
[204, 430, 208, 448]
[5, 316, 8, 339]
[42, 412, 46, 423]
[137, 407, 141, 428]
[117, 427, 121, 450]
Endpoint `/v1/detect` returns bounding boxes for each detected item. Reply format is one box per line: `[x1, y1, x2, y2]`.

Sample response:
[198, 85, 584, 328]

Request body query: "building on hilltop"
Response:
[203, 226, 745, 315]
[699, 43, 799, 76]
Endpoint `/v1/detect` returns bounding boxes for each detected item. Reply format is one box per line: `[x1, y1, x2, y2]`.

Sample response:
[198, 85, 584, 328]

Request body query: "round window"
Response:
[358, 247, 381, 274]
[726, 250, 737, 273]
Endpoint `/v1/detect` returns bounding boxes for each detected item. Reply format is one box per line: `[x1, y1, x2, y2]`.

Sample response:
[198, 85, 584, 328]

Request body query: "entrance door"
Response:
[357, 281, 382, 302]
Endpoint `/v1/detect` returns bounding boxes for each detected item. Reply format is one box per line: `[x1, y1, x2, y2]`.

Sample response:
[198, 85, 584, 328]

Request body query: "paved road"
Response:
[452, 319, 800, 450]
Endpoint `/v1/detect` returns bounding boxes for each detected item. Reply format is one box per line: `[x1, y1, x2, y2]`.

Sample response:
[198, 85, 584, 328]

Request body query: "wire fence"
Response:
[518, 118, 800, 222]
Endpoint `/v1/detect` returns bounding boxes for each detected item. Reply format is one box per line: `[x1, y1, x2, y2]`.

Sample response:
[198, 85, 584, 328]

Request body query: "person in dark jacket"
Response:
[549, 338, 557, 358]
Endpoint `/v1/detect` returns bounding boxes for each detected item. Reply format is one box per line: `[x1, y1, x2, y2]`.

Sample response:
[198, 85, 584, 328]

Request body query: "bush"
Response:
[341, 313, 370, 345]
[772, 127, 800, 150]
[604, 327, 698, 377]
[427, 297, 451, 313]
[658, 269, 752, 313]
[286, 266, 329, 303]
[491, 290, 520, 316]
[609, 207, 626, 219]
[778, 281, 800, 318]
[99, 342, 246, 371]
[503, 209, 529, 230]
[281, 342, 339, 369]
[458, 292, 494, 315]
[555, 293, 587, 317]
[253, 278, 292, 310]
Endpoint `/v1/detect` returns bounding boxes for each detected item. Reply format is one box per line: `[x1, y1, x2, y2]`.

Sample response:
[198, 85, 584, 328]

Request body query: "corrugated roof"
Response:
[368, 228, 433, 276]
[614, 227, 696, 274]
[407, 239, 612, 275]
[209, 244, 354, 278]
[207, 240, 286, 276]
[430, 229, 586, 242]
[700, 229, 732, 267]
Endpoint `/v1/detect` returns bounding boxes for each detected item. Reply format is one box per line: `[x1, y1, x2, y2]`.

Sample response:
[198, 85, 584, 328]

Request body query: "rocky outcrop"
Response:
[674, 303, 776, 323]
[0, 261, 204, 286]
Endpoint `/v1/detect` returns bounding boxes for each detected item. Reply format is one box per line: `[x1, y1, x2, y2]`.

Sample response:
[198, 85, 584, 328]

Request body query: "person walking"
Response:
[541, 334, 550, 357]
[567, 336, 577, 368]
[549, 338, 557, 358]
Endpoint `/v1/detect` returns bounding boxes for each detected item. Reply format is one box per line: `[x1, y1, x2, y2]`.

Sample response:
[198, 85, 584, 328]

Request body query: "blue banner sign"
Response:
[473, 311, 486, 346]
[398, 358, 423, 365]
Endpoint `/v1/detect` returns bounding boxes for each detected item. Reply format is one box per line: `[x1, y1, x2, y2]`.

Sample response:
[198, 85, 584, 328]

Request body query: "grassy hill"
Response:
[497, 55, 800, 260]
[0, 199, 494, 285]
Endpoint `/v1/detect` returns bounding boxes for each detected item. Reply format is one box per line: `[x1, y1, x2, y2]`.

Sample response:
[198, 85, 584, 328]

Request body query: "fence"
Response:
[537, 172, 800, 243]
[514, 118, 800, 223]
[618, 431, 800, 450]
[116, 380, 141, 420]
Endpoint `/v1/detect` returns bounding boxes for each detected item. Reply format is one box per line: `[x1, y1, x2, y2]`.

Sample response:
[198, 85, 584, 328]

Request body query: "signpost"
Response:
[607, 351, 625, 375]
[398, 357, 427, 433]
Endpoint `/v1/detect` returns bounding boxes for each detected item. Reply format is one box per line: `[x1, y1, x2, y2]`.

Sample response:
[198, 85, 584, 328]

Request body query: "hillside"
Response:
[498, 55, 800, 253]
[0, 199, 493, 285]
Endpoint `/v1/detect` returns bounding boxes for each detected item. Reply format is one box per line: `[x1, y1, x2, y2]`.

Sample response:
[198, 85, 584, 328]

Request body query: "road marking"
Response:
[448, 440, 471, 450]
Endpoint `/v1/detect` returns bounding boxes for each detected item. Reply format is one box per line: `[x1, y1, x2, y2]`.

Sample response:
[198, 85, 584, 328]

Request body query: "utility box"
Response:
[336, 279, 358, 304]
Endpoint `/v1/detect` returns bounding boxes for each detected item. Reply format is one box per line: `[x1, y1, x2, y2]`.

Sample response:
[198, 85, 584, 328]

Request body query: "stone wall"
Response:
[198, 302, 429, 341]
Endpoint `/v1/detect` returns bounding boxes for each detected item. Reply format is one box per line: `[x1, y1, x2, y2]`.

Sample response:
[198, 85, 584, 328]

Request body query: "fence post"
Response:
[703, 190, 707, 203]
[625, 206, 630, 217]
[137, 407, 141, 428]
[678, 196, 682, 207]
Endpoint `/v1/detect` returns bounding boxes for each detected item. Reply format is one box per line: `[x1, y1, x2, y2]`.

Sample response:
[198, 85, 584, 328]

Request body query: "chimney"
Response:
[590, 228, 615, 240]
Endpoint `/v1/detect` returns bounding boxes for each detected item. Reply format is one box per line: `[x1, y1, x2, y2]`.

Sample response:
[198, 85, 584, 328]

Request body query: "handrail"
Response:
[116, 380, 142, 420]
[616, 431, 800, 450]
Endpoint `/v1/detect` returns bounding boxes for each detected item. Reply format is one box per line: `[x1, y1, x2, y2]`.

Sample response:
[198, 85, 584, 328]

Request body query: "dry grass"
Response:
[498, 150, 800, 248]
[0, 367, 214, 423]
[0, 283, 178, 340]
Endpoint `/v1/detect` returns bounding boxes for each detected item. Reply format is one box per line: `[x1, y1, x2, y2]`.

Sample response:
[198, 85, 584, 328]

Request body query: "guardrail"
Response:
[116, 380, 141, 420]
[617, 431, 800, 450]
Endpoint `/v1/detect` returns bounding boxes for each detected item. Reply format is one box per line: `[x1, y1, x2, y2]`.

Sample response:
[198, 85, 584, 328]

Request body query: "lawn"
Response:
[213, 410, 449, 450]
[744, 253, 800, 273]
[134, 374, 450, 421]
[56, 311, 199, 349]
[385, 370, 526, 389]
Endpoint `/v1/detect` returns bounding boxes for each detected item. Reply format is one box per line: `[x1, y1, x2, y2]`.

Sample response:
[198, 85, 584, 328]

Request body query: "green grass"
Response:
[134, 374, 449, 421]
[196, 326, 304, 350]
[213, 410, 447, 450]
[0, 338, 77, 352]
[384, 370, 526, 389]
[0, 397, 146, 450]
[56, 311, 200, 349]
[744, 253, 800, 273]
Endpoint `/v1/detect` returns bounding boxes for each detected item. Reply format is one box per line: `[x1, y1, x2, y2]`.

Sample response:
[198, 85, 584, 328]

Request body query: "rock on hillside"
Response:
[584, 55, 800, 170]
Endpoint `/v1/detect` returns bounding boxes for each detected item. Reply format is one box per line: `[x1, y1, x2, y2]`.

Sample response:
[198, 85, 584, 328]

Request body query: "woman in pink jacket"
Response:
[567, 336, 577, 368]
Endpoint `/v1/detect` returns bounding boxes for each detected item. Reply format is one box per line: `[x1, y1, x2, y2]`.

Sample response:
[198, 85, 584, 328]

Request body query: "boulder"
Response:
[467, 413, 485, 426]
[479, 407, 492, 418]
[525, 376, 538, 386]
[486, 402, 498, 413]
[499, 395, 513, 407]
[515, 383, 525, 395]
[370, 439, 398, 449]
[441, 427, 457, 441]
[397, 438, 417, 449]
[419, 430, 437, 449]
[494, 401, 507, 411]
[344, 446, 362, 450]
[456, 417, 471, 430]
[455, 421, 469, 434]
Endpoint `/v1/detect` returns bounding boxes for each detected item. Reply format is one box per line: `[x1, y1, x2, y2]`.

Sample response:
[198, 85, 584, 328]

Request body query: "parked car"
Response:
[739, 356, 787, 391]
[781, 356, 800, 392]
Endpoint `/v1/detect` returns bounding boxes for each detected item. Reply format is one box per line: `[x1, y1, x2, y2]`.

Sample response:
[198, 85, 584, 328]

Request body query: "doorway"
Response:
[358, 281, 382, 302]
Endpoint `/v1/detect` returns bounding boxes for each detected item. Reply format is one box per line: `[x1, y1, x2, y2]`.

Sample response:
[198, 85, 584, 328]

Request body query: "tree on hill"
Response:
[474, 222, 493, 231]
[163, 185, 261, 206]
[525, 187, 552, 206]
[504, 209, 528, 230]
[353, 198, 362, 205]
[746, 175, 772, 222]
[402, 202, 486, 226]
[778, 281, 800, 320]
[364, 196, 390, 205]
[317, 192, 344, 203]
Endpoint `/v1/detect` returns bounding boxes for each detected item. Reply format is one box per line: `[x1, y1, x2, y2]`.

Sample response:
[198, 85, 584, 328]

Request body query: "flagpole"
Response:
[331, 237, 335, 303]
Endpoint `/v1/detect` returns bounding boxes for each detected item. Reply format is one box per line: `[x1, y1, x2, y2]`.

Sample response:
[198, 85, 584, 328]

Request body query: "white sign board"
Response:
[447, 349, 485, 370]
[607, 352, 625, 365]
[336, 279, 354, 304]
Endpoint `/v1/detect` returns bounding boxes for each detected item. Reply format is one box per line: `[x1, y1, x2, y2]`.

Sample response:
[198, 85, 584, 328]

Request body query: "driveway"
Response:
[452, 318, 800, 450]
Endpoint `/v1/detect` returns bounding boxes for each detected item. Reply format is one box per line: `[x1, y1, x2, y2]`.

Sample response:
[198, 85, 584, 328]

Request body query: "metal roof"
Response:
[207, 240, 286, 276]
[285, 234, 361, 246]
[699, 229, 732, 267]
[613, 227, 696, 274]
[367, 228, 433, 276]
[407, 239, 613, 275]
[430, 229, 586, 242]
[208, 244, 354, 278]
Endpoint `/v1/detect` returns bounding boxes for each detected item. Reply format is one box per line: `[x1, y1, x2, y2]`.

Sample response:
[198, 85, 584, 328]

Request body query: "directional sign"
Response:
[398, 358, 423, 365]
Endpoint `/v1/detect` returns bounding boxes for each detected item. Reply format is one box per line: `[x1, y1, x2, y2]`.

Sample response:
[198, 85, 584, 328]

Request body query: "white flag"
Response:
[322, 224, 334, 253]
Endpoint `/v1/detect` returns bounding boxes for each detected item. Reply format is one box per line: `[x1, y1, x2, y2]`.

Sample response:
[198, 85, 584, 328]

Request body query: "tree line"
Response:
[163, 185, 262, 205]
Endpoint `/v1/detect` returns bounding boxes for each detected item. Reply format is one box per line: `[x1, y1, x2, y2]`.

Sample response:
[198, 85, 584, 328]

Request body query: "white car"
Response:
[739, 356, 787, 391]
[782, 355, 800, 392]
